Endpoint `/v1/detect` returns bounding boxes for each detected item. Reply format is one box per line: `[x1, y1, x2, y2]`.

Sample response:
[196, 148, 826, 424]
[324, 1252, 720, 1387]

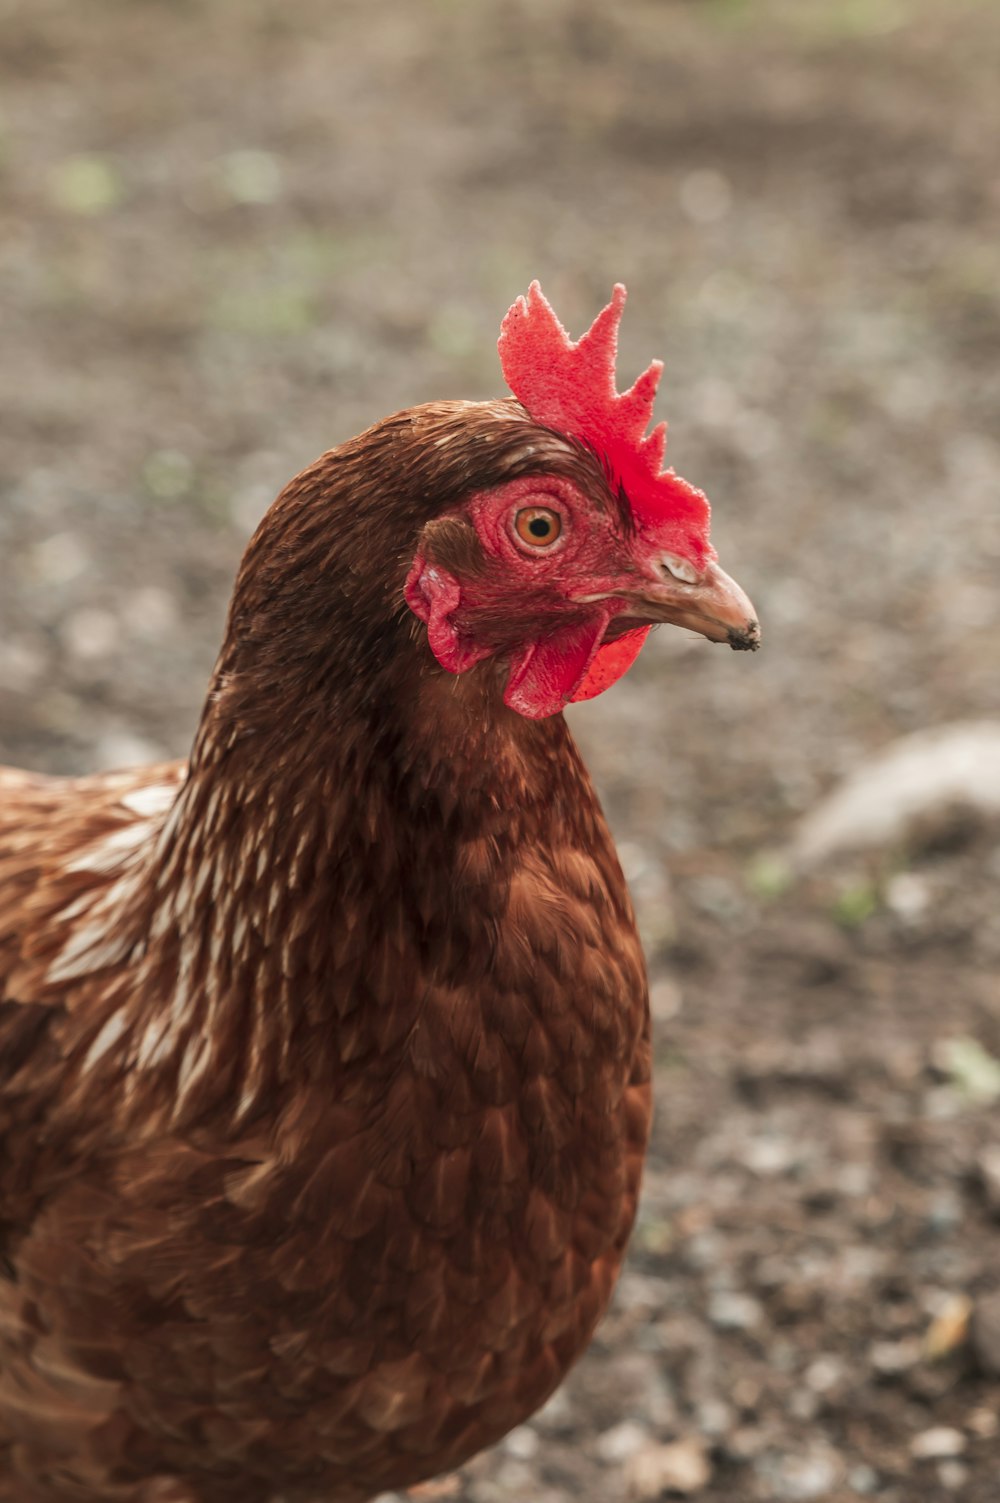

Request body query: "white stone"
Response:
[502, 1426, 539, 1461]
[707, 1291, 763, 1331]
[624, 1438, 711, 1498]
[791, 721, 1000, 866]
[596, 1421, 650, 1465]
[910, 1427, 966, 1460]
[62, 606, 119, 661]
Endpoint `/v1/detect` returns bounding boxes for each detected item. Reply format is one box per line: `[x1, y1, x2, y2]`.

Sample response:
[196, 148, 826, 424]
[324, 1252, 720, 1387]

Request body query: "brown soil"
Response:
[2, 1, 999, 1498]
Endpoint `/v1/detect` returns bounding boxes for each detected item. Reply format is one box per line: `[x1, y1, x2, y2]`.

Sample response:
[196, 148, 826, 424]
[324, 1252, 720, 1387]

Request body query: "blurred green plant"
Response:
[204, 230, 388, 339]
[48, 154, 124, 216]
[715, 0, 913, 36]
[932, 1037, 1000, 1106]
[210, 283, 316, 337]
[745, 852, 794, 901]
[427, 307, 480, 360]
[634, 1216, 675, 1256]
[832, 878, 880, 927]
[141, 450, 195, 502]
[215, 149, 284, 207]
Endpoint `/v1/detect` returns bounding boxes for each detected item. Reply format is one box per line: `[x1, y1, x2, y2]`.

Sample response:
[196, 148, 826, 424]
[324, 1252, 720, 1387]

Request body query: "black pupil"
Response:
[528, 516, 552, 538]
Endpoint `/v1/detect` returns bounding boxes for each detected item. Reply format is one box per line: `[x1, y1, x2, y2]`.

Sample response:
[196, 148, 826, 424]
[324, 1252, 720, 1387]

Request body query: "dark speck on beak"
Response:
[728, 621, 761, 652]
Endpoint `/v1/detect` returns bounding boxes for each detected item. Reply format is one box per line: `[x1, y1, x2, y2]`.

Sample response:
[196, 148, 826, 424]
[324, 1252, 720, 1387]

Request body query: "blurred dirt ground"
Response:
[2, 0, 1000, 1498]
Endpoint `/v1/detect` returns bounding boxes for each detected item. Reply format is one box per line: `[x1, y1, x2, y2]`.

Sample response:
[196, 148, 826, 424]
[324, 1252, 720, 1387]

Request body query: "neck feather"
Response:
[65, 409, 627, 1129]
[97, 621, 603, 1131]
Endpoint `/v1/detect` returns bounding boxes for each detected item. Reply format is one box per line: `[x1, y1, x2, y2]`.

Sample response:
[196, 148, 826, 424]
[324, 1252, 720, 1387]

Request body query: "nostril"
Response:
[660, 553, 699, 585]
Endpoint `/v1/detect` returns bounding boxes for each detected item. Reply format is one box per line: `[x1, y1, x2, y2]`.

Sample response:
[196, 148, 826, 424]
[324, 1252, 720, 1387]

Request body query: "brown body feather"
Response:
[0, 402, 650, 1501]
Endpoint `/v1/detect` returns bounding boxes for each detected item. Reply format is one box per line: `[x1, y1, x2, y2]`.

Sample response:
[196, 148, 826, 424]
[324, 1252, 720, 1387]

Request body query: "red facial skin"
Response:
[405, 473, 721, 720]
[406, 284, 759, 718]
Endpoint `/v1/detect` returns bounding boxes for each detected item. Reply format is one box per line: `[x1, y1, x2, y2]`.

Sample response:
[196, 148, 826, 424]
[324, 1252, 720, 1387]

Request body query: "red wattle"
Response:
[570, 626, 650, 703]
[504, 615, 609, 720]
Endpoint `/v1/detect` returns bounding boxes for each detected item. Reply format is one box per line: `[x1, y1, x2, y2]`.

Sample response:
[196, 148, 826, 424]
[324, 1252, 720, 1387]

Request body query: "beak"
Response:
[627, 558, 761, 651]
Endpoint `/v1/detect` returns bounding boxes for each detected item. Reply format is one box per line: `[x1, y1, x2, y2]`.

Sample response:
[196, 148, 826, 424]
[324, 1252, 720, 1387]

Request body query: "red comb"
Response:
[498, 282, 712, 559]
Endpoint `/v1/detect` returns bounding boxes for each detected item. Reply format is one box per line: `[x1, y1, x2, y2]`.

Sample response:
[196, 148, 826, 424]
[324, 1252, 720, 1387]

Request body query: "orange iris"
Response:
[514, 507, 562, 547]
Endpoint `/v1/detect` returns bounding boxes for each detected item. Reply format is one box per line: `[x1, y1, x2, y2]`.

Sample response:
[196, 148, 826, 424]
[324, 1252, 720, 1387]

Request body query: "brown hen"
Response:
[0, 284, 757, 1502]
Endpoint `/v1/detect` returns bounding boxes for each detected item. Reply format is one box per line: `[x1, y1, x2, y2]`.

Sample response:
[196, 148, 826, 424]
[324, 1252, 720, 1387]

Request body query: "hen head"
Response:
[404, 281, 759, 720]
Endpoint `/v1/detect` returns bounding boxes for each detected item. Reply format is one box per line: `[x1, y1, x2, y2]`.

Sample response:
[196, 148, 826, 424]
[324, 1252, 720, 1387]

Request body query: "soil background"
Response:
[1, 1, 999, 1499]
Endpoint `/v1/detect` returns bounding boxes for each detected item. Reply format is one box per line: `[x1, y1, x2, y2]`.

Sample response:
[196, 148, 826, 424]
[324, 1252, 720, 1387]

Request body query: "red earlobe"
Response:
[404, 557, 491, 674]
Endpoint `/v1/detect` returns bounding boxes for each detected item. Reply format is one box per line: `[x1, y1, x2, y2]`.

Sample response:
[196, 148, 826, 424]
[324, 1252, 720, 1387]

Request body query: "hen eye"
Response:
[514, 507, 562, 548]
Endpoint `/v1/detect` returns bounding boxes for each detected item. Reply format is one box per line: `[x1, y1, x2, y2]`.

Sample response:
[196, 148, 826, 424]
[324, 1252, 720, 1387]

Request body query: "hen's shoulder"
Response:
[0, 758, 186, 1044]
[0, 760, 186, 855]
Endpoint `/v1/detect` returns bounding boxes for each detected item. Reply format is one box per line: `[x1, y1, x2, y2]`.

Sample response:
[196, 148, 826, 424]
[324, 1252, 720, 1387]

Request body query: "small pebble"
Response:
[938, 1460, 969, 1491]
[910, 1426, 966, 1460]
[62, 606, 120, 662]
[725, 1426, 766, 1460]
[967, 1406, 999, 1438]
[596, 1420, 649, 1465]
[695, 1398, 733, 1437]
[970, 1292, 1000, 1376]
[493, 1458, 533, 1492]
[93, 731, 169, 771]
[30, 530, 89, 585]
[885, 870, 931, 920]
[502, 1426, 539, 1461]
[679, 168, 733, 226]
[739, 1136, 798, 1176]
[532, 1386, 573, 1432]
[707, 1291, 763, 1332]
[976, 1145, 1000, 1213]
[924, 1293, 972, 1359]
[870, 1338, 920, 1376]
[788, 1388, 819, 1422]
[624, 1437, 711, 1498]
[0, 638, 48, 692]
[805, 1355, 845, 1394]
[774, 1454, 839, 1501]
[650, 977, 682, 1021]
[925, 1189, 963, 1234]
[848, 1464, 880, 1495]
[121, 586, 180, 639]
